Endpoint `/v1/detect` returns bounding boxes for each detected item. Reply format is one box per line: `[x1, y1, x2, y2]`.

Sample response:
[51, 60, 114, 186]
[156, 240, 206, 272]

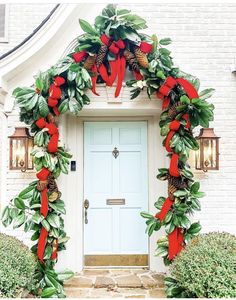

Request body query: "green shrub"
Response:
[0, 233, 37, 298]
[166, 232, 236, 298]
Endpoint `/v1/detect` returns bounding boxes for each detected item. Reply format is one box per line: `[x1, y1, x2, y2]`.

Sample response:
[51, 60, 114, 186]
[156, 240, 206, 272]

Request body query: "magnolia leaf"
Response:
[41, 287, 57, 298]
[38, 95, 49, 117]
[13, 212, 26, 228]
[159, 38, 172, 45]
[199, 88, 215, 100]
[47, 214, 61, 228]
[57, 270, 74, 282]
[14, 197, 25, 210]
[79, 19, 99, 35]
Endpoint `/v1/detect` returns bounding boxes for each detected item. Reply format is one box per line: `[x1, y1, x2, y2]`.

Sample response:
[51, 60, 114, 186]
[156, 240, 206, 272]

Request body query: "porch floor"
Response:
[64, 268, 166, 298]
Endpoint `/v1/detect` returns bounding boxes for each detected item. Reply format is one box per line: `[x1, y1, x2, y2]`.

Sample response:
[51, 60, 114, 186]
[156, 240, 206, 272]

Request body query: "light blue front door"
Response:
[84, 122, 148, 255]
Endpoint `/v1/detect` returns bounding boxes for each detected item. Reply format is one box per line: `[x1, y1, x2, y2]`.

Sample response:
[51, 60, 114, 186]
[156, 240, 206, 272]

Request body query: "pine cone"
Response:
[123, 49, 140, 71]
[96, 44, 108, 68]
[168, 174, 188, 199]
[168, 101, 182, 120]
[134, 46, 149, 69]
[84, 54, 97, 70]
[168, 183, 177, 200]
[37, 180, 48, 192]
[48, 175, 58, 193]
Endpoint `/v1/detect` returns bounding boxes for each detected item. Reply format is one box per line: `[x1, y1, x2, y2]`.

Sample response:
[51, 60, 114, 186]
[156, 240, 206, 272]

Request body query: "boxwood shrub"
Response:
[165, 232, 236, 298]
[0, 233, 37, 298]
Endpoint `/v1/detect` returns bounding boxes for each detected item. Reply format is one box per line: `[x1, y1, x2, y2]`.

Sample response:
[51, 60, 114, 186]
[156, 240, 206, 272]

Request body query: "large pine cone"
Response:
[123, 49, 140, 71]
[134, 47, 149, 69]
[168, 101, 182, 120]
[95, 44, 108, 68]
[84, 54, 97, 70]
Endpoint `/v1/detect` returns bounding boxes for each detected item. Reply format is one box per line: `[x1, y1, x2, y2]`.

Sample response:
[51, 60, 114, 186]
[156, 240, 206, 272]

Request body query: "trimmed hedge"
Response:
[0, 233, 37, 298]
[166, 232, 236, 298]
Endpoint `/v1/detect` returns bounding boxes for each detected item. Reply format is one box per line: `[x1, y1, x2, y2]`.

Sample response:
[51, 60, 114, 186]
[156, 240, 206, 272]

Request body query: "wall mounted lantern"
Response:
[195, 128, 220, 172]
[9, 127, 34, 172]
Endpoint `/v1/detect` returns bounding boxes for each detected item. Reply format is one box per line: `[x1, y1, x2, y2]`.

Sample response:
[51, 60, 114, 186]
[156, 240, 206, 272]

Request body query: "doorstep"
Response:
[64, 268, 166, 298]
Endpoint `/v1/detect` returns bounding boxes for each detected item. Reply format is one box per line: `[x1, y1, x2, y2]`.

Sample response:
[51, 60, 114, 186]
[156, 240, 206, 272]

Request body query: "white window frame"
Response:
[0, 4, 9, 43]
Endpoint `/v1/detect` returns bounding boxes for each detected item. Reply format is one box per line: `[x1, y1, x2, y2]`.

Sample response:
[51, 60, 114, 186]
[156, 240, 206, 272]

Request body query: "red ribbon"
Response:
[37, 226, 48, 262]
[91, 65, 99, 96]
[140, 41, 152, 53]
[73, 51, 88, 63]
[155, 197, 173, 221]
[168, 227, 184, 260]
[133, 70, 143, 81]
[36, 167, 50, 181]
[170, 153, 180, 177]
[35, 118, 59, 154]
[40, 188, 48, 218]
[115, 56, 126, 98]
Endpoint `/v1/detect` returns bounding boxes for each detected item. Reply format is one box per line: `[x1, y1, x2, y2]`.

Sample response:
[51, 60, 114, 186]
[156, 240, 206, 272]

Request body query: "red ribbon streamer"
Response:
[40, 188, 48, 218]
[91, 65, 99, 96]
[37, 226, 48, 262]
[115, 56, 126, 98]
[168, 228, 184, 260]
[155, 197, 173, 221]
[170, 153, 180, 177]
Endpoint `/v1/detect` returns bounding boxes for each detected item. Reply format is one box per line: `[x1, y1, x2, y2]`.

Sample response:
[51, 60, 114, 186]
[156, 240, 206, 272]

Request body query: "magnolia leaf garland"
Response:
[1, 4, 214, 298]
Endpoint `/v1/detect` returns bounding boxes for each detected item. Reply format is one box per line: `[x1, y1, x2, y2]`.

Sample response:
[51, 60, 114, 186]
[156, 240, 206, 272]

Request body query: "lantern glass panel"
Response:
[195, 142, 201, 169]
[203, 139, 216, 169]
[27, 139, 34, 169]
[12, 138, 26, 168]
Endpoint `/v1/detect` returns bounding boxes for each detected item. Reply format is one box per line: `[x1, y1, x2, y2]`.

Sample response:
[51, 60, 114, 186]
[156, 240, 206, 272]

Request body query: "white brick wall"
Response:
[0, 4, 56, 56]
[1, 3, 236, 243]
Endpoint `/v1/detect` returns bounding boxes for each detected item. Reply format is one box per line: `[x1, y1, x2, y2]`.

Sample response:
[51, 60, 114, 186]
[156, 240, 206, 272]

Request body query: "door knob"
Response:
[84, 199, 89, 224]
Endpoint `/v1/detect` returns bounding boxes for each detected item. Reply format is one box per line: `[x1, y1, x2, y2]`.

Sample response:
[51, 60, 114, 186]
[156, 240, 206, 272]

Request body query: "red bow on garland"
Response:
[155, 77, 199, 261]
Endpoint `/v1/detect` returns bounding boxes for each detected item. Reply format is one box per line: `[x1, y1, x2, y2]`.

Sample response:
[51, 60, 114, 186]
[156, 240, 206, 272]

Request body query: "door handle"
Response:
[84, 199, 89, 224]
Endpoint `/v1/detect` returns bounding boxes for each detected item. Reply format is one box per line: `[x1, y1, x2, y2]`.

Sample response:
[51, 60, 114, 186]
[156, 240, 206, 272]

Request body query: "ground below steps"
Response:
[65, 269, 166, 298]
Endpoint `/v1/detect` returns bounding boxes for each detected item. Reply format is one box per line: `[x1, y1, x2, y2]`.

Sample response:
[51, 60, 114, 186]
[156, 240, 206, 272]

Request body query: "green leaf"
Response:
[155, 246, 168, 257]
[41, 287, 57, 298]
[13, 212, 26, 228]
[156, 70, 166, 80]
[173, 190, 188, 197]
[180, 215, 191, 229]
[190, 182, 200, 194]
[19, 184, 35, 198]
[79, 19, 98, 35]
[140, 211, 153, 219]
[38, 95, 49, 117]
[47, 214, 61, 228]
[159, 38, 172, 45]
[14, 197, 25, 210]
[180, 95, 190, 104]
[187, 222, 201, 235]
[57, 270, 74, 282]
[199, 88, 215, 100]
[42, 219, 51, 231]
[58, 100, 69, 114]
[32, 211, 43, 224]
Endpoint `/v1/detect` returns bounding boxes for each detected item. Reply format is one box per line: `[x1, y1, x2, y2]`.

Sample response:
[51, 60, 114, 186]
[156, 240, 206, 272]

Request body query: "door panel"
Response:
[84, 122, 148, 257]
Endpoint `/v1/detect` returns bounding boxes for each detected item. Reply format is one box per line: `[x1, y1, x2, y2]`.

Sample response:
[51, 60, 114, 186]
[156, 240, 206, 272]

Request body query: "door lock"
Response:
[84, 199, 89, 224]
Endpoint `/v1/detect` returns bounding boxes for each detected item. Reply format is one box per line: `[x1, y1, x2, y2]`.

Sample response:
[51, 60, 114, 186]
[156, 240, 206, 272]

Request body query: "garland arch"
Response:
[2, 4, 214, 297]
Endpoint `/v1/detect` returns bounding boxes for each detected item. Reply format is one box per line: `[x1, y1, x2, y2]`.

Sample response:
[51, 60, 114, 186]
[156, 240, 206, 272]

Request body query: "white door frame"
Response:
[57, 114, 167, 273]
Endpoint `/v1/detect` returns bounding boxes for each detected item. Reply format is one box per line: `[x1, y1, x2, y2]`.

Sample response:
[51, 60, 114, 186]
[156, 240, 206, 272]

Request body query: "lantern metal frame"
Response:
[9, 127, 34, 172]
[195, 128, 220, 172]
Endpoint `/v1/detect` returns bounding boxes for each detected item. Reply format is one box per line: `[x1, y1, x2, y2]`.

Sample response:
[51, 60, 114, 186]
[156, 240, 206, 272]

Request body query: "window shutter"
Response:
[0, 4, 6, 38]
